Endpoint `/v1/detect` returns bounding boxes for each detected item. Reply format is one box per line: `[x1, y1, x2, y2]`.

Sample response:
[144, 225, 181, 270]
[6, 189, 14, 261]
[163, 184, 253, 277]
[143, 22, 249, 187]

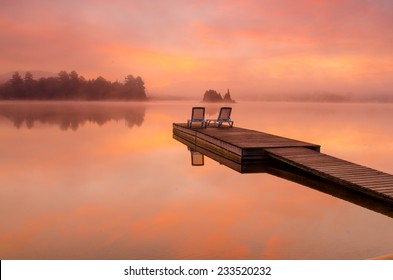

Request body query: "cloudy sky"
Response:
[1, 0, 393, 98]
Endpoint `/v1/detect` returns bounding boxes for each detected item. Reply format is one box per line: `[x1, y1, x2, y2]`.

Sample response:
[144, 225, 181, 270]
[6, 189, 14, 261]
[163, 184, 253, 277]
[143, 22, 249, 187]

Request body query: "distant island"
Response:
[202, 89, 235, 103]
[0, 71, 148, 101]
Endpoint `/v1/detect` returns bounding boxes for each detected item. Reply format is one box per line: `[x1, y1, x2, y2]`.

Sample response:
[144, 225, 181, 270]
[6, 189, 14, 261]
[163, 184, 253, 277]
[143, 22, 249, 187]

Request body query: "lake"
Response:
[1, 101, 393, 260]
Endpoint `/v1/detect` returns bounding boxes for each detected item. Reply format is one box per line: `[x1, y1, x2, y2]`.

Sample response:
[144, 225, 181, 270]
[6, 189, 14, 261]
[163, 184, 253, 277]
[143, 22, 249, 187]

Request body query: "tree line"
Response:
[0, 71, 148, 101]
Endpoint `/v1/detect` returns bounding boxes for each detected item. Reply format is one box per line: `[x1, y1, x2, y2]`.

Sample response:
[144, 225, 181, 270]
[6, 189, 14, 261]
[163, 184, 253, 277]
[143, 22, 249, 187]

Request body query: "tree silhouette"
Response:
[202, 89, 235, 103]
[10, 72, 24, 99]
[23, 72, 36, 99]
[202, 89, 222, 102]
[0, 71, 148, 101]
[223, 89, 235, 103]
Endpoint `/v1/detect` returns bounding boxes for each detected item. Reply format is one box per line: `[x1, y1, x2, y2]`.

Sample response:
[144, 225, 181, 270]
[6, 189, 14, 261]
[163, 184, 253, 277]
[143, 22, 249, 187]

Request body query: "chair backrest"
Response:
[191, 107, 205, 121]
[218, 107, 232, 121]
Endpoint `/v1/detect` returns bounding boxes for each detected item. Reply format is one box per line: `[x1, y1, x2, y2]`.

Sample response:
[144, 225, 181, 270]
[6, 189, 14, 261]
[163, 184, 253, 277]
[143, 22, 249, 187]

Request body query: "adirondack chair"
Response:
[187, 107, 206, 128]
[207, 107, 234, 127]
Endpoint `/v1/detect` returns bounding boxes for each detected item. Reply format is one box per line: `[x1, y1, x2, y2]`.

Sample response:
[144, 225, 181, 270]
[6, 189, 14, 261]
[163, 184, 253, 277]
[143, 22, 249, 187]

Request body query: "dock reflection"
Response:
[0, 102, 145, 130]
[174, 134, 393, 219]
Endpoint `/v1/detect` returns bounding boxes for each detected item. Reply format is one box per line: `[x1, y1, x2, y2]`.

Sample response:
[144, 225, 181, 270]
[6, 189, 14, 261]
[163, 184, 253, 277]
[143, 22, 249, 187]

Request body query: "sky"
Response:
[1, 0, 393, 98]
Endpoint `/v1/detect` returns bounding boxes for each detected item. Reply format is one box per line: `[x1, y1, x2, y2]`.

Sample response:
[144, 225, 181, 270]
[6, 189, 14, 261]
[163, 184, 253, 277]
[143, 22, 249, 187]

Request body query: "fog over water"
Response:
[1, 101, 393, 259]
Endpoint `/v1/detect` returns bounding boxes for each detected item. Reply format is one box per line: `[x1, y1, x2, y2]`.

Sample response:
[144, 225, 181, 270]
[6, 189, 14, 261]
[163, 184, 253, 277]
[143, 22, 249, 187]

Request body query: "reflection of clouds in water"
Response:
[1, 101, 393, 259]
[0, 102, 145, 130]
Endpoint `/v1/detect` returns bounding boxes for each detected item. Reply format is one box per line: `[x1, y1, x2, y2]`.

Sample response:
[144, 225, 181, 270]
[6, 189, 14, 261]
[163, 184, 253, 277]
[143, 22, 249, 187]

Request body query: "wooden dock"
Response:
[173, 123, 320, 164]
[173, 123, 393, 205]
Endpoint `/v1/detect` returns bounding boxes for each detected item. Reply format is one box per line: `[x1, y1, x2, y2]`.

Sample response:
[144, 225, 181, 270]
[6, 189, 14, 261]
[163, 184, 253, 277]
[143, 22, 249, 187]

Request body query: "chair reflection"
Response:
[188, 147, 204, 166]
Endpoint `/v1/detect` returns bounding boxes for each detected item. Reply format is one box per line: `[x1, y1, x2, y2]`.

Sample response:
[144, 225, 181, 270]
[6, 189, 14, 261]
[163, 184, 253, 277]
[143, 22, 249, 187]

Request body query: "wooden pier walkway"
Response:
[173, 123, 320, 163]
[173, 123, 393, 204]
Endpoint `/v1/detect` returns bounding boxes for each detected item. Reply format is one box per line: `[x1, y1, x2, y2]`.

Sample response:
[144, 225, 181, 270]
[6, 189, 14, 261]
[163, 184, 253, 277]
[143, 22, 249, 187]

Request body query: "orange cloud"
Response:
[1, 0, 393, 96]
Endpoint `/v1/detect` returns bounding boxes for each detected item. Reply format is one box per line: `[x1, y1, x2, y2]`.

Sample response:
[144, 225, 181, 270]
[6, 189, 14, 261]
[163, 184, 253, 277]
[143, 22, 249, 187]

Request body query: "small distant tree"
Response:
[24, 72, 34, 82]
[57, 71, 70, 99]
[36, 77, 59, 99]
[69, 71, 82, 98]
[134, 76, 147, 100]
[123, 75, 147, 100]
[87, 76, 111, 100]
[10, 72, 24, 99]
[122, 74, 136, 99]
[11, 72, 23, 86]
[223, 89, 235, 103]
[24, 72, 36, 99]
[202, 89, 222, 102]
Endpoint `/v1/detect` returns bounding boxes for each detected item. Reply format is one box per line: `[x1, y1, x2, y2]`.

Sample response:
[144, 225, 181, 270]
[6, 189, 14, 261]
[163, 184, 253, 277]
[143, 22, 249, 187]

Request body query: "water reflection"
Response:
[176, 134, 393, 219]
[2, 101, 393, 259]
[188, 147, 205, 166]
[0, 102, 145, 130]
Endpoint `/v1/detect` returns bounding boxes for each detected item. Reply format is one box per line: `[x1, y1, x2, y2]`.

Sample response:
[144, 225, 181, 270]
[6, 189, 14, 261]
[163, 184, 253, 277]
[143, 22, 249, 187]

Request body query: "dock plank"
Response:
[265, 147, 393, 203]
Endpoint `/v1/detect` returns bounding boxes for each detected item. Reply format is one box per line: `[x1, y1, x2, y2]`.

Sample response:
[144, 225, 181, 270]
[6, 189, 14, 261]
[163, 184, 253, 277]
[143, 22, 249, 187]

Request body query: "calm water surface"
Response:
[1, 101, 393, 259]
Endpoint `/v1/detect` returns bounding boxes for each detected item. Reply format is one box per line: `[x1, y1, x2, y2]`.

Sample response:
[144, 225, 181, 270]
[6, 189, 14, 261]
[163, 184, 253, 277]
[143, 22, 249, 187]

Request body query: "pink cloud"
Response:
[1, 0, 393, 96]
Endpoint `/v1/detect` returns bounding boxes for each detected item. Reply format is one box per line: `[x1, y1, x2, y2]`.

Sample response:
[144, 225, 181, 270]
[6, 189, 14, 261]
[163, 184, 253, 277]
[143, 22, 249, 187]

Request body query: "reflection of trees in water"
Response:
[0, 102, 145, 130]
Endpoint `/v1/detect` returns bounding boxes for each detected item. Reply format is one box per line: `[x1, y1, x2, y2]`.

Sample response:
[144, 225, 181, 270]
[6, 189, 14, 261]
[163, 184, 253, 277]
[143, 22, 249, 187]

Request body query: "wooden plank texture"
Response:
[173, 123, 320, 155]
[265, 147, 393, 203]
